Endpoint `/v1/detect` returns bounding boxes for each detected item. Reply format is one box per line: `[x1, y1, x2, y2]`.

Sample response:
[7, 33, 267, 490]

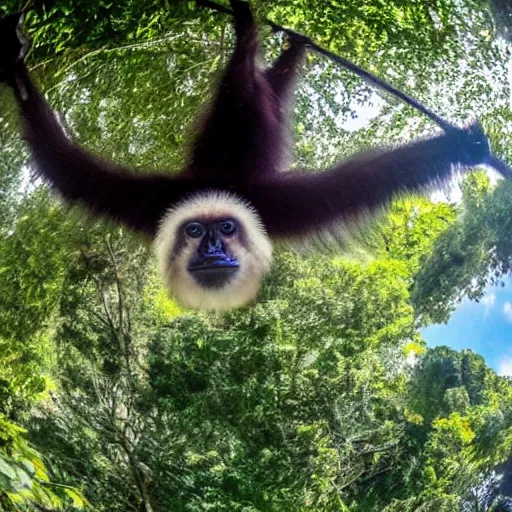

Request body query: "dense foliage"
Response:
[0, 0, 511, 510]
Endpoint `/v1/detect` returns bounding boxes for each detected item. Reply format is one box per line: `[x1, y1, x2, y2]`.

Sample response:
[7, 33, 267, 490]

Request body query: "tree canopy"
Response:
[0, 0, 511, 510]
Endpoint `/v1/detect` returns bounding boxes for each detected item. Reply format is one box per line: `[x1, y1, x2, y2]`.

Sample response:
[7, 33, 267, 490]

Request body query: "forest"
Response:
[0, 0, 511, 510]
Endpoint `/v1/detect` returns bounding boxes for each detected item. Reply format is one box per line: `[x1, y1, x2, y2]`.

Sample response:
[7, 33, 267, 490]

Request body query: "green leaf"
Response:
[0, 456, 16, 480]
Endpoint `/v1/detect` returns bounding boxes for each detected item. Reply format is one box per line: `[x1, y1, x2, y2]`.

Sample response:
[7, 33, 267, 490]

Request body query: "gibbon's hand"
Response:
[284, 31, 313, 49]
[445, 121, 492, 167]
[0, 12, 27, 84]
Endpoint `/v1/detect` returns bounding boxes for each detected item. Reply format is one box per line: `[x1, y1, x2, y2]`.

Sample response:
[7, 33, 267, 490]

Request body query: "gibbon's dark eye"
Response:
[219, 219, 236, 236]
[185, 222, 204, 239]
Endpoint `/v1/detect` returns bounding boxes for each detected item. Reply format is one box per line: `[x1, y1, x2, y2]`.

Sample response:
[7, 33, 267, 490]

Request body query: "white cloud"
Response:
[482, 294, 496, 308]
[498, 356, 512, 377]
[481, 294, 496, 317]
[504, 302, 512, 322]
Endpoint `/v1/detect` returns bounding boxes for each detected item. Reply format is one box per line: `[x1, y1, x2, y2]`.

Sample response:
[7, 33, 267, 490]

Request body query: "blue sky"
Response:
[422, 278, 512, 376]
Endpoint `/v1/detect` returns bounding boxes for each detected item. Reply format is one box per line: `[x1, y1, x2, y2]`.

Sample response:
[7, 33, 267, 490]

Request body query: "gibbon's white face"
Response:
[154, 191, 273, 312]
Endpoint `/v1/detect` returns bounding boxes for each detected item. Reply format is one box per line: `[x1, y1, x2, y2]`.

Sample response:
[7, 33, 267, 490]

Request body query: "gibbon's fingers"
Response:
[446, 121, 512, 179]
[10, 65, 199, 236]
[246, 126, 491, 240]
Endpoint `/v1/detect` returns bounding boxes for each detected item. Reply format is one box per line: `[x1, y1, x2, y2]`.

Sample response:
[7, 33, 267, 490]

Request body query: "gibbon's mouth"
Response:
[188, 258, 239, 289]
[188, 258, 239, 272]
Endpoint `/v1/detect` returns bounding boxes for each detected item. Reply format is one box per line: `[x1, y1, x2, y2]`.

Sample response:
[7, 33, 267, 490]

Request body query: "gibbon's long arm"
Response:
[9, 66, 198, 236]
[246, 124, 491, 238]
[189, 0, 306, 181]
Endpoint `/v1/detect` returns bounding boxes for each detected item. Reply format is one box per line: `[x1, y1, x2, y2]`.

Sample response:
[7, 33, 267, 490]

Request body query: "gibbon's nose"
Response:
[199, 227, 225, 257]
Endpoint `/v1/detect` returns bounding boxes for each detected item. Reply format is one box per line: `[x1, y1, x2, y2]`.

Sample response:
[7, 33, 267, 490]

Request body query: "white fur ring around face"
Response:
[154, 190, 273, 311]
